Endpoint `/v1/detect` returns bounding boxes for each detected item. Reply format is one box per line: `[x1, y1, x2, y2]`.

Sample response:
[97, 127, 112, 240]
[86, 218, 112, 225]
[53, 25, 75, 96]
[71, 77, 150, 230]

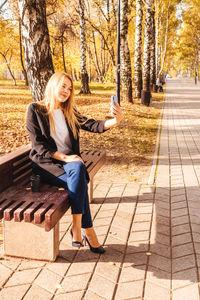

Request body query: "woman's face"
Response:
[55, 77, 72, 103]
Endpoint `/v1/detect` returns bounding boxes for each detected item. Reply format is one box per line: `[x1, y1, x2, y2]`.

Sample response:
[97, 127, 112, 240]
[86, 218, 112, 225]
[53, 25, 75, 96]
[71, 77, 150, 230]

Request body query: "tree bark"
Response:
[19, 17, 28, 86]
[159, 1, 171, 76]
[134, 0, 143, 98]
[18, 0, 54, 102]
[78, 0, 90, 94]
[61, 34, 66, 72]
[150, 8, 156, 88]
[0, 50, 17, 85]
[121, 0, 133, 103]
[143, 0, 153, 92]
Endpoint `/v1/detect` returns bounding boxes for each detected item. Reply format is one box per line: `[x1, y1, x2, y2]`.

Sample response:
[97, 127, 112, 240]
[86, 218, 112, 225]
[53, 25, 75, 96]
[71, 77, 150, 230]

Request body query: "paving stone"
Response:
[129, 231, 149, 242]
[172, 233, 192, 247]
[23, 284, 52, 300]
[54, 290, 85, 300]
[144, 281, 170, 300]
[172, 254, 196, 273]
[46, 258, 71, 277]
[134, 214, 152, 222]
[156, 201, 170, 210]
[156, 215, 170, 226]
[149, 253, 171, 273]
[156, 207, 170, 218]
[131, 221, 151, 232]
[171, 201, 187, 210]
[171, 215, 189, 226]
[150, 243, 171, 258]
[123, 252, 148, 268]
[172, 283, 199, 300]
[155, 233, 170, 246]
[68, 260, 96, 276]
[191, 223, 200, 233]
[88, 273, 115, 300]
[171, 194, 186, 203]
[17, 260, 45, 271]
[119, 265, 146, 282]
[34, 268, 62, 293]
[146, 265, 170, 289]
[56, 273, 91, 294]
[172, 223, 190, 236]
[171, 208, 188, 218]
[0, 284, 30, 300]
[192, 232, 200, 243]
[157, 224, 170, 236]
[172, 243, 194, 258]
[1, 259, 21, 271]
[95, 261, 120, 283]
[126, 241, 149, 254]
[99, 248, 124, 268]
[0, 263, 13, 287]
[172, 268, 198, 289]
[5, 268, 40, 287]
[84, 290, 107, 300]
[115, 280, 144, 299]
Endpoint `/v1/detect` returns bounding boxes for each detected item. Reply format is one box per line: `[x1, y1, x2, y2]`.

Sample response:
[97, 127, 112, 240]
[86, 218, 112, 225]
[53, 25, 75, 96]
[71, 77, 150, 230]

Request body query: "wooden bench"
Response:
[0, 145, 106, 261]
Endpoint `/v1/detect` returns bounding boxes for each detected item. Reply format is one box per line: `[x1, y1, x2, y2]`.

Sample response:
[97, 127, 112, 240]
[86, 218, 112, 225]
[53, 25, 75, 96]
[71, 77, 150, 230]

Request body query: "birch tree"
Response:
[78, 0, 90, 94]
[120, 0, 133, 103]
[143, 0, 153, 92]
[18, 0, 54, 102]
[134, 0, 143, 98]
[150, 6, 156, 88]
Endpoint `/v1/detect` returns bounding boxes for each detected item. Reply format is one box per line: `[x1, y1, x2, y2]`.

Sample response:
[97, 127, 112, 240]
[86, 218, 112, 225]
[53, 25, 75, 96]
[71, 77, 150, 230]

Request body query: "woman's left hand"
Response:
[104, 102, 123, 130]
[111, 102, 123, 125]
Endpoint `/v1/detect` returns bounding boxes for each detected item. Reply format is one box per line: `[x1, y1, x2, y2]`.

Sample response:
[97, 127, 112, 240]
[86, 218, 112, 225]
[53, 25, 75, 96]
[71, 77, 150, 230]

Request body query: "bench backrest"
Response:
[0, 145, 32, 193]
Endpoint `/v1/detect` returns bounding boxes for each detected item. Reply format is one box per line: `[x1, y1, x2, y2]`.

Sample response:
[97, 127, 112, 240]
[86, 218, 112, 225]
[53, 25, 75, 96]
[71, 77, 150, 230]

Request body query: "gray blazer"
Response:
[26, 102, 106, 180]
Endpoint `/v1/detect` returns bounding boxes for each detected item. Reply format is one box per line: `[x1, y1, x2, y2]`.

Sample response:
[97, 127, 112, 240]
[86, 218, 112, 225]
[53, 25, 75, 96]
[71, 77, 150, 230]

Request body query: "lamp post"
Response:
[116, 0, 121, 105]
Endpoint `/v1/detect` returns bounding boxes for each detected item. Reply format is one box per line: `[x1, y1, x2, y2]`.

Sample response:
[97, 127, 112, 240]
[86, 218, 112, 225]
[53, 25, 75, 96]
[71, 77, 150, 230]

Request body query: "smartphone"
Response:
[111, 95, 119, 105]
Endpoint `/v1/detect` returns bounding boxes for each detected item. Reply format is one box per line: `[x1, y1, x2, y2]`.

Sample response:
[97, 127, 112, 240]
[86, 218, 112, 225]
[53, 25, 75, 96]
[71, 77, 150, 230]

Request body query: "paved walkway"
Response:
[0, 79, 200, 299]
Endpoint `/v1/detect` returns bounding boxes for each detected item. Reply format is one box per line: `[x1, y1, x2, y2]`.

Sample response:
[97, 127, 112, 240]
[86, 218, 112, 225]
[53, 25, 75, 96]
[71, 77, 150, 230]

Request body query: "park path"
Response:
[0, 78, 200, 299]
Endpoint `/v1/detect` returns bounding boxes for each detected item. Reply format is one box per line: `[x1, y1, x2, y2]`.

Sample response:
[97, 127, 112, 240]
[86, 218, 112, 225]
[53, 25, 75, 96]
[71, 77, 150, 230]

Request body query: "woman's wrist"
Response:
[104, 118, 118, 130]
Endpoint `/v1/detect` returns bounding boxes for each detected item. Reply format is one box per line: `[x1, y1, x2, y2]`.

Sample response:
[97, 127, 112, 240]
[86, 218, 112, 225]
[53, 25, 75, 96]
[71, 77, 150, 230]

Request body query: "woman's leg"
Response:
[48, 161, 101, 247]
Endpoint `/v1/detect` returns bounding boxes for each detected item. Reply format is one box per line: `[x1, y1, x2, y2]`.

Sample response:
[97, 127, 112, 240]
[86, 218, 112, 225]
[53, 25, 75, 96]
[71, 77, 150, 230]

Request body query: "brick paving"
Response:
[1, 78, 200, 299]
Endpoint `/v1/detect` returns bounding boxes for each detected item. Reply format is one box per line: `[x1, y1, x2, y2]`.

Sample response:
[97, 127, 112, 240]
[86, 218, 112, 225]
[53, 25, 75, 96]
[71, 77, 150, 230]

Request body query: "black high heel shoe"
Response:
[70, 229, 84, 248]
[82, 231, 105, 254]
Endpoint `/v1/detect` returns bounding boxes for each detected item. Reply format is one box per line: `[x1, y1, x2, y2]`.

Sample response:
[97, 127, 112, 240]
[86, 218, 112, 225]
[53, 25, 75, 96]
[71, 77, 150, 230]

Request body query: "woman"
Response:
[26, 72, 122, 254]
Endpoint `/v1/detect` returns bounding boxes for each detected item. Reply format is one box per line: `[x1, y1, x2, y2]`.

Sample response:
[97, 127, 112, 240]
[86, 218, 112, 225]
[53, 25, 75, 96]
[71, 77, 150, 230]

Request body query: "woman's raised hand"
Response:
[111, 102, 123, 125]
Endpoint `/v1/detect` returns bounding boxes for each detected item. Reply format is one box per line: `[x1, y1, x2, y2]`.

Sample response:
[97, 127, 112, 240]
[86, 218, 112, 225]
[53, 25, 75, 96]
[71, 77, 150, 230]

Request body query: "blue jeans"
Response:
[49, 161, 93, 228]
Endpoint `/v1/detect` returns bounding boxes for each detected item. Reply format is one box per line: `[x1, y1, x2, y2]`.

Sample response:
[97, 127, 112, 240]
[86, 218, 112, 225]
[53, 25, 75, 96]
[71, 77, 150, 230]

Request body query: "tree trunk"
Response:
[159, 1, 171, 76]
[78, 0, 90, 94]
[143, 0, 153, 92]
[19, 18, 28, 86]
[150, 8, 156, 88]
[0, 51, 17, 85]
[121, 0, 133, 103]
[61, 35, 66, 72]
[134, 0, 143, 98]
[18, 0, 54, 102]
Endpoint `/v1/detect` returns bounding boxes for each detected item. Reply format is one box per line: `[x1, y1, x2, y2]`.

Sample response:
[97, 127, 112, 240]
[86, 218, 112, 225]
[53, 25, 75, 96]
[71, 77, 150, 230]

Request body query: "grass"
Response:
[0, 79, 164, 172]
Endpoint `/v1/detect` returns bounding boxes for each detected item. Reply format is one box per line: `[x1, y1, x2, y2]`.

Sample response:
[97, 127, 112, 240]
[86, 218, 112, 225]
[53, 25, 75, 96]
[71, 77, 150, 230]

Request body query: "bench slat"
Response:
[34, 202, 54, 224]
[0, 199, 14, 219]
[4, 201, 24, 221]
[24, 202, 44, 222]
[14, 201, 34, 222]
[45, 193, 70, 231]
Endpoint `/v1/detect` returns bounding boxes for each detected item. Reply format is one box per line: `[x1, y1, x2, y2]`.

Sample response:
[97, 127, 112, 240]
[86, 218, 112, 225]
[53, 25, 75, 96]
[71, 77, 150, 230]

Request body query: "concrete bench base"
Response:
[3, 220, 59, 261]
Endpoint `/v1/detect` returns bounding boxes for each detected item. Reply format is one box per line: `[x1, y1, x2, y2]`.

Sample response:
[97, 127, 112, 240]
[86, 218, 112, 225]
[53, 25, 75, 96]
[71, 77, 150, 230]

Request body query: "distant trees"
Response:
[0, 0, 186, 102]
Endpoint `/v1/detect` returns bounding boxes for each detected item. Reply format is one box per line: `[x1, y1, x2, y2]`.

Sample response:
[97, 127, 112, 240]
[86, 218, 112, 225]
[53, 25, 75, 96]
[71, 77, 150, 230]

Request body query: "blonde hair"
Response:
[40, 72, 80, 139]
